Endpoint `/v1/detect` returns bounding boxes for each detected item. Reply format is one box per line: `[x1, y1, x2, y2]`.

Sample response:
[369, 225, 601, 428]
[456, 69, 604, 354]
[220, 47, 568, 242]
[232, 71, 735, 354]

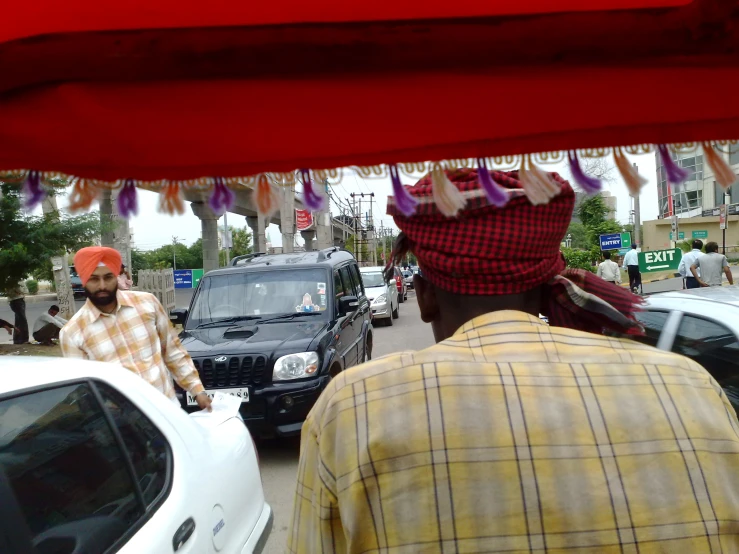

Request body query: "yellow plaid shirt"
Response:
[60, 290, 204, 400]
[289, 311, 739, 553]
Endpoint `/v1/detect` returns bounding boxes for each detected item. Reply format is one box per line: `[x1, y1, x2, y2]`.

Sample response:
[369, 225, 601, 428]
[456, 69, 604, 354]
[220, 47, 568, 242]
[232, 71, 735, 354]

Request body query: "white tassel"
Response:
[613, 147, 647, 196]
[431, 164, 466, 217]
[519, 154, 561, 205]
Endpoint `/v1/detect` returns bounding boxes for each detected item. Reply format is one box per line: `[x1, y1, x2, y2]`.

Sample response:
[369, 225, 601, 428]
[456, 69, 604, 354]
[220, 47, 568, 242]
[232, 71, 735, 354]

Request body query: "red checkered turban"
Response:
[387, 168, 643, 335]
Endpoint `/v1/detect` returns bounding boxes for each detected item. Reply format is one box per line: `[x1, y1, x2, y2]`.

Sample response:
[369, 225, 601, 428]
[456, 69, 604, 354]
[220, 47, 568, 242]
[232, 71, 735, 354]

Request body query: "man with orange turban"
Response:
[60, 246, 211, 412]
[289, 168, 739, 553]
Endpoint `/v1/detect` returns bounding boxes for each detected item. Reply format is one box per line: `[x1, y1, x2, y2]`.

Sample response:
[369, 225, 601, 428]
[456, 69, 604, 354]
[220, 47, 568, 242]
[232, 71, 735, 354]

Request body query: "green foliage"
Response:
[25, 279, 39, 295]
[586, 220, 623, 249]
[577, 195, 610, 228]
[561, 248, 597, 272]
[0, 184, 101, 293]
[220, 226, 252, 265]
[563, 222, 589, 250]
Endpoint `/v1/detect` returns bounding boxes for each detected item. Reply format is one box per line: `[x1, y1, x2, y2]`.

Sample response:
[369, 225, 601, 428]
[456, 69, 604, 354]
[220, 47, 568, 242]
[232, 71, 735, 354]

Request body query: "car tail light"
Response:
[395, 275, 402, 288]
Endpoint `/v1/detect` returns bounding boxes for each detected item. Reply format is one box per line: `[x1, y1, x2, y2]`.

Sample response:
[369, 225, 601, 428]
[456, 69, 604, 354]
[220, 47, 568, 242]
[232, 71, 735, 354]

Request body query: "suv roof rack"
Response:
[316, 246, 342, 261]
[230, 252, 267, 266]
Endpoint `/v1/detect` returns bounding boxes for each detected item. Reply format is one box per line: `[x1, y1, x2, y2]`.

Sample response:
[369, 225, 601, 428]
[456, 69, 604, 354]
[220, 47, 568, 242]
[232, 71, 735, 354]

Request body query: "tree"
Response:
[578, 194, 610, 228]
[0, 184, 101, 293]
[563, 222, 589, 250]
[220, 226, 252, 265]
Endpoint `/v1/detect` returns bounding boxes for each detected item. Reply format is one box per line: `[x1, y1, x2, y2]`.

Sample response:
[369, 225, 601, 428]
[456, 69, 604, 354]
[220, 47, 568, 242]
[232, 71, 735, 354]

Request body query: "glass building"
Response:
[656, 145, 739, 218]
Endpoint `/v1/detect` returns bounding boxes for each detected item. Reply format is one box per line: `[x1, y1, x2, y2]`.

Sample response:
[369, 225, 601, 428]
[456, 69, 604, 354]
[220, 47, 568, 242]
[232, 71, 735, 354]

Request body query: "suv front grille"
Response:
[193, 355, 270, 388]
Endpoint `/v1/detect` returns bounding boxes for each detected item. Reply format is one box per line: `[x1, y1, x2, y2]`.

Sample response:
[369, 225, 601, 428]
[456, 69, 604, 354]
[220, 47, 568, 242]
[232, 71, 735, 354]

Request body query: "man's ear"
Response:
[413, 275, 439, 323]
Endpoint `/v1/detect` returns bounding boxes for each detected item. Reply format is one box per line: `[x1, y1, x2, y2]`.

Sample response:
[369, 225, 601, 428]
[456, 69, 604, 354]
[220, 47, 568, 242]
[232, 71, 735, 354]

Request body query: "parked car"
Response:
[391, 266, 408, 303]
[170, 247, 373, 438]
[0, 358, 272, 554]
[69, 265, 85, 298]
[402, 270, 414, 290]
[360, 266, 399, 326]
[608, 285, 739, 414]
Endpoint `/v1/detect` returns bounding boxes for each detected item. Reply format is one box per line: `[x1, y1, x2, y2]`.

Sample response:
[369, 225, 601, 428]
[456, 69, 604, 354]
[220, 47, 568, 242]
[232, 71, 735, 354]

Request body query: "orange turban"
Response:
[73, 246, 122, 285]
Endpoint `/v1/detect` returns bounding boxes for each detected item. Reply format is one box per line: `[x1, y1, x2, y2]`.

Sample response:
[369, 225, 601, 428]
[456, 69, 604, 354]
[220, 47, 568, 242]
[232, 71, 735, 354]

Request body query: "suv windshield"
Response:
[187, 268, 330, 328]
[362, 272, 385, 288]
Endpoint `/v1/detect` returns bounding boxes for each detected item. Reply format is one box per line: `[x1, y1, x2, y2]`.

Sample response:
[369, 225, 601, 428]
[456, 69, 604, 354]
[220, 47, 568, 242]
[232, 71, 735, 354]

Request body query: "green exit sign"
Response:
[638, 248, 682, 273]
[692, 230, 708, 239]
[669, 232, 685, 240]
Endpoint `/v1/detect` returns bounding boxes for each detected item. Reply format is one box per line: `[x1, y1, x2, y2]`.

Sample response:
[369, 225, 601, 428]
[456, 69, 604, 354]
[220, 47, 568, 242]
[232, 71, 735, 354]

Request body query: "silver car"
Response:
[611, 285, 739, 413]
[359, 266, 399, 326]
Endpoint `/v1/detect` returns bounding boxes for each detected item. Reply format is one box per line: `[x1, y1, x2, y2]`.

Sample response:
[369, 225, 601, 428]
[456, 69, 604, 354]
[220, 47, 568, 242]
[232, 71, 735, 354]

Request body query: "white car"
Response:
[610, 285, 739, 413]
[360, 266, 399, 326]
[0, 358, 272, 554]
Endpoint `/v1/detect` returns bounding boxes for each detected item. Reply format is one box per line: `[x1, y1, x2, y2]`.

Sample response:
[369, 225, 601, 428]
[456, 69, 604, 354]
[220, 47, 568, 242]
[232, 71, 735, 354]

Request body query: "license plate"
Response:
[186, 388, 250, 405]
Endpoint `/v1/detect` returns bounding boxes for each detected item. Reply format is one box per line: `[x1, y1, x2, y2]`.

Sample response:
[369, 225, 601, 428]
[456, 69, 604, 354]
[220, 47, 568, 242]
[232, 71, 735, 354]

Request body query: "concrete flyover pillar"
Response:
[300, 230, 316, 251]
[315, 210, 333, 250]
[280, 181, 295, 253]
[191, 202, 220, 274]
[246, 215, 266, 253]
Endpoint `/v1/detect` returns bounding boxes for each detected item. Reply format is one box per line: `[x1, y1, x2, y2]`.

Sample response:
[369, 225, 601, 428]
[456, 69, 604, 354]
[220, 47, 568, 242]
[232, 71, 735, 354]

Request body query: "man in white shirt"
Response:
[596, 251, 621, 285]
[622, 244, 641, 293]
[678, 239, 703, 289]
[33, 305, 67, 345]
[691, 241, 734, 287]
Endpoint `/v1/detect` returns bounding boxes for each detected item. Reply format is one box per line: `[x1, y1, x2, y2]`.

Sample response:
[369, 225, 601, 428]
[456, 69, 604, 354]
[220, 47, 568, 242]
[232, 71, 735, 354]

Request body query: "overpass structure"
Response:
[100, 185, 355, 274]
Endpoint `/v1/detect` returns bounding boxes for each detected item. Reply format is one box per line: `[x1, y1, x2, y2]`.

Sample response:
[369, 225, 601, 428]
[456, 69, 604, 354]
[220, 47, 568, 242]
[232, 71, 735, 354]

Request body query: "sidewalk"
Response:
[0, 293, 58, 306]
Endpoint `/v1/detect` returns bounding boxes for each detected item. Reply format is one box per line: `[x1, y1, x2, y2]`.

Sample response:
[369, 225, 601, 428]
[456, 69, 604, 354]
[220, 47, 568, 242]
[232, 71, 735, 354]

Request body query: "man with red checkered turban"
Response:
[289, 168, 739, 554]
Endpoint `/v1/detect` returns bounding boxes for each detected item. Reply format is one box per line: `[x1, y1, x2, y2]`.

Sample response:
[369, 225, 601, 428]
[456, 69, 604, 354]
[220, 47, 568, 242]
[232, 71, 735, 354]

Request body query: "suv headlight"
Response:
[273, 352, 320, 381]
[373, 294, 387, 304]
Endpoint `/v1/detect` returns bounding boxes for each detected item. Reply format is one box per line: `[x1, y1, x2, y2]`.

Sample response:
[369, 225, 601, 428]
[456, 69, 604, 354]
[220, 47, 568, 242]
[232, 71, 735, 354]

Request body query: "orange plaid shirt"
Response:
[60, 290, 204, 400]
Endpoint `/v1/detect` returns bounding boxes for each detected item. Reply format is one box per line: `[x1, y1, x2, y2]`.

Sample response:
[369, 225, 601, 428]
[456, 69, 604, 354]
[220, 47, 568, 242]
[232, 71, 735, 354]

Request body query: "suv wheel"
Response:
[365, 333, 372, 361]
[392, 303, 399, 319]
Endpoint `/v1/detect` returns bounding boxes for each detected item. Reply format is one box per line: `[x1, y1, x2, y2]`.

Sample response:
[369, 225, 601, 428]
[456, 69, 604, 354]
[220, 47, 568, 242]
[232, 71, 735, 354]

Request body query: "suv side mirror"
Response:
[338, 295, 359, 316]
[170, 308, 188, 326]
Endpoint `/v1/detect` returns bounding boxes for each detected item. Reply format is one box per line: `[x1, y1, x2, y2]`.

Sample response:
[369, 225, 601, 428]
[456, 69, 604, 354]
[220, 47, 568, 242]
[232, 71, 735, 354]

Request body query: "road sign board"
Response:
[638, 248, 682, 273]
[599, 232, 631, 250]
[669, 232, 685, 240]
[720, 204, 728, 230]
[174, 269, 193, 289]
[692, 230, 708, 239]
[192, 269, 204, 288]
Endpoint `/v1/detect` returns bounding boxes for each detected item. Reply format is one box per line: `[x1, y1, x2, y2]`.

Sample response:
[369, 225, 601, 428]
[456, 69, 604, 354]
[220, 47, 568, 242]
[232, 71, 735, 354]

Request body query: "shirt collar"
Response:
[454, 310, 544, 337]
[83, 289, 133, 321]
[692, 249, 702, 253]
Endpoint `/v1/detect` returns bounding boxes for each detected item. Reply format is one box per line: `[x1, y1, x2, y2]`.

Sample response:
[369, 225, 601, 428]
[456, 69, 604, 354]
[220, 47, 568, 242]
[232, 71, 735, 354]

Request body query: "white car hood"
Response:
[364, 285, 387, 301]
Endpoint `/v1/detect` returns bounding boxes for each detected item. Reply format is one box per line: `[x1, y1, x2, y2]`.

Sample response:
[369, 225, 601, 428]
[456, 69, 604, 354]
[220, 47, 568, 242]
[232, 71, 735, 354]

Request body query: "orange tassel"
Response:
[519, 154, 561, 205]
[613, 147, 647, 196]
[66, 178, 100, 213]
[255, 174, 280, 218]
[702, 142, 737, 190]
[158, 181, 185, 215]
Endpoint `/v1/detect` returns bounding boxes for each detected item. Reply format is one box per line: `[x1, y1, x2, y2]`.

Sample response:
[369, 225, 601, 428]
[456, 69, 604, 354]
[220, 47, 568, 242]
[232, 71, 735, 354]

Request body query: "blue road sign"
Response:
[599, 233, 623, 250]
[174, 269, 193, 289]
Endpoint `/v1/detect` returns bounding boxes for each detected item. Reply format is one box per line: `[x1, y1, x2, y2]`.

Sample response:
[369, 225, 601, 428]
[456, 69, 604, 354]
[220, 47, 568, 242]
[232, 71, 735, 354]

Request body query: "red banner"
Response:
[296, 209, 314, 231]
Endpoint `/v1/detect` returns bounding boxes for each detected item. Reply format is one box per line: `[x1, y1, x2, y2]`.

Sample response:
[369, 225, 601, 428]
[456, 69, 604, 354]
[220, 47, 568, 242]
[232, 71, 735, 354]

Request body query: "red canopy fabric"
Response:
[0, 0, 733, 181]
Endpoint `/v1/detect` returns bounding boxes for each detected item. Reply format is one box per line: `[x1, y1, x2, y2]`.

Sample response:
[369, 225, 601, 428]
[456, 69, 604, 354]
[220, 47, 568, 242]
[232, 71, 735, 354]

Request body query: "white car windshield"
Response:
[187, 268, 330, 328]
[361, 272, 385, 288]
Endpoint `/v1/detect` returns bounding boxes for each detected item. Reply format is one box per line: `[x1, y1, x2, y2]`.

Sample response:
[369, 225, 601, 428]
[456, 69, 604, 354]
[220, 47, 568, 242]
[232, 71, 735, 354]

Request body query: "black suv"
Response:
[170, 248, 373, 438]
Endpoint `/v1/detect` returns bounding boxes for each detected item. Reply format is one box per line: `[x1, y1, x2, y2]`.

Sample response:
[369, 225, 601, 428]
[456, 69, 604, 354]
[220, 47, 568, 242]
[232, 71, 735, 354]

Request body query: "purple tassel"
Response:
[476, 158, 509, 207]
[658, 144, 692, 185]
[300, 169, 325, 211]
[389, 164, 418, 216]
[22, 170, 46, 210]
[208, 177, 235, 215]
[567, 151, 602, 194]
[117, 179, 139, 218]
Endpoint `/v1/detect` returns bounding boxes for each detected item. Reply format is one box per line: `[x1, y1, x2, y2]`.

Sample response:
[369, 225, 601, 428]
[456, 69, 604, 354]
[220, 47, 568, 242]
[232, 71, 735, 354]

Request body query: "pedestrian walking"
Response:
[7, 283, 29, 344]
[32, 304, 67, 345]
[596, 251, 621, 285]
[117, 263, 133, 290]
[60, 246, 212, 411]
[622, 243, 641, 293]
[288, 168, 739, 554]
[691, 241, 734, 287]
[678, 239, 704, 289]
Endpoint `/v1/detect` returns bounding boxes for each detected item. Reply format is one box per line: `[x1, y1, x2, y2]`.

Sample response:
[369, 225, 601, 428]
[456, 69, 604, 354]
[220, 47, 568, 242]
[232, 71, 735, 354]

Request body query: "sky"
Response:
[42, 151, 658, 252]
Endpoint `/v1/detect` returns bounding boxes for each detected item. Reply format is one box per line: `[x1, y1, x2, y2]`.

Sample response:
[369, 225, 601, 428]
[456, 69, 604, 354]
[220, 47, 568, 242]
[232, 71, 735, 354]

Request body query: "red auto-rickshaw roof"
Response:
[0, 0, 734, 183]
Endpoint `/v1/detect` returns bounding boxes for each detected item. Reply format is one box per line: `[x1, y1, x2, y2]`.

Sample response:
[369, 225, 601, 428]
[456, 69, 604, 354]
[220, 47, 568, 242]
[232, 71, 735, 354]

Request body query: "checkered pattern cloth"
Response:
[60, 290, 204, 399]
[386, 168, 642, 335]
[288, 311, 739, 553]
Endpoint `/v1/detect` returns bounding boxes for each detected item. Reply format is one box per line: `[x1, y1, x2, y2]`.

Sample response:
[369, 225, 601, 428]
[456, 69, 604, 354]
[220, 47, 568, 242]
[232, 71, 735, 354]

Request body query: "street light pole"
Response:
[172, 236, 179, 270]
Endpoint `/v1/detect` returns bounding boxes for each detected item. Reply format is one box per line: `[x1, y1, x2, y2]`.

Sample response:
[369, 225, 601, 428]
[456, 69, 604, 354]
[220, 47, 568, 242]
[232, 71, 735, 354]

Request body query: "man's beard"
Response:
[84, 285, 118, 307]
